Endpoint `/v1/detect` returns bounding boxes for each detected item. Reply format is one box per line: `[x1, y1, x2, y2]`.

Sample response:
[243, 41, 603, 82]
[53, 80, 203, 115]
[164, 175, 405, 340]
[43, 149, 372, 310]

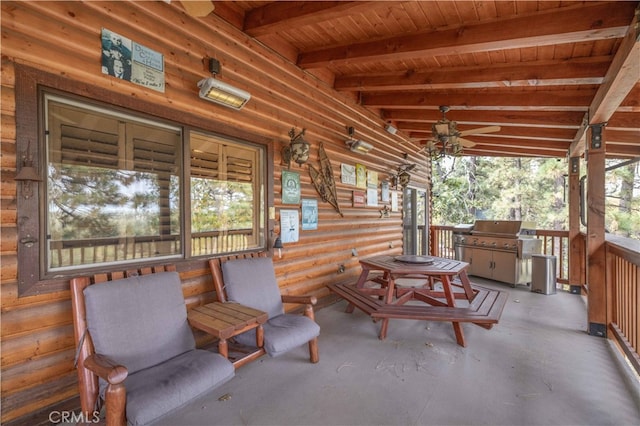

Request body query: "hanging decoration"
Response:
[309, 143, 343, 217]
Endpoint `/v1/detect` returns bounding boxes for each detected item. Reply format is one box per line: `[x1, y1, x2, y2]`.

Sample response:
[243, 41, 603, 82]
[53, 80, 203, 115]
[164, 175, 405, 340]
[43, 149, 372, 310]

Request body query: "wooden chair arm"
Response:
[281, 295, 317, 305]
[84, 353, 128, 385]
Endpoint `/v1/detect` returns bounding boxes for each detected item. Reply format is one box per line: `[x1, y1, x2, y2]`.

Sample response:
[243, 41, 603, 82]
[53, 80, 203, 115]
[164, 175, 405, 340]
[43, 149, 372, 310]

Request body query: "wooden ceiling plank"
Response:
[298, 2, 635, 68]
[605, 129, 640, 144]
[607, 112, 640, 129]
[403, 123, 576, 140]
[417, 136, 570, 151]
[244, 1, 376, 37]
[384, 110, 586, 128]
[462, 145, 566, 158]
[362, 89, 595, 110]
[334, 56, 611, 91]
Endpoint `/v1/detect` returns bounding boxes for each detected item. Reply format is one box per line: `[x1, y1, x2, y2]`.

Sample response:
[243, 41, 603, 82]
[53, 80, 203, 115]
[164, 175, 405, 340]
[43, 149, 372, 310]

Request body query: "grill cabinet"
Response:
[454, 220, 542, 287]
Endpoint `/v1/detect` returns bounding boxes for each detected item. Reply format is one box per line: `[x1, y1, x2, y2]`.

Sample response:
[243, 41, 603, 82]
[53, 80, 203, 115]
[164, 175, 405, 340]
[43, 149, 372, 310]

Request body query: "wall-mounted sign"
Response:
[341, 164, 356, 185]
[302, 199, 318, 230]
[353, 190, 365, 207]
[356, 163, 367, 189]
[381, 180, 390, 203]
[101, 28, 165, 92]
[282, 170, 301, 204]
[367, 187, 378, 207]
[280, 209, 299, 243]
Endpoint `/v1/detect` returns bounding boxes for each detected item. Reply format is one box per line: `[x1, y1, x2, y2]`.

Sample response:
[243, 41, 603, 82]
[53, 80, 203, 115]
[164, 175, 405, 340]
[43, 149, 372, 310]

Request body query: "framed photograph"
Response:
[282, 170, 301, 204]
[280, 209, 299, 243]
[301, 199, 318, 230]
[341, 163, 356, 185]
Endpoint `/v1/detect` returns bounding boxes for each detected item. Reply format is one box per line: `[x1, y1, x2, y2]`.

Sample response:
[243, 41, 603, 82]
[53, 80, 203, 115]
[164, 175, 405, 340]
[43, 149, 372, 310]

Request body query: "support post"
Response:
[586, 123, 607, 337]
[568, 156, 583, 295]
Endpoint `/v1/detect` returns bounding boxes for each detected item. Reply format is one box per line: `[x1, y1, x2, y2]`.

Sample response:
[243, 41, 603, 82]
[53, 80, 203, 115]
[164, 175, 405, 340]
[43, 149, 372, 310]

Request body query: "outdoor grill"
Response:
[454, 220, 542, 287]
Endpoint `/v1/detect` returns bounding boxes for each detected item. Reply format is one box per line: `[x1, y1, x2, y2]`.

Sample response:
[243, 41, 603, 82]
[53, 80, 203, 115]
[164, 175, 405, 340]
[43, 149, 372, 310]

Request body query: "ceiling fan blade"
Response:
[457, 137, 476, 148]
[458, 125, 501, 137]
[181, 1, 215, 17]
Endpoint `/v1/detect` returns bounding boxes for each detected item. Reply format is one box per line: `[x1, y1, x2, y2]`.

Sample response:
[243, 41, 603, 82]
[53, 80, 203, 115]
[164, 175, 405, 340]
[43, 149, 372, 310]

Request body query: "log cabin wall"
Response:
[0, 1, 429, 423]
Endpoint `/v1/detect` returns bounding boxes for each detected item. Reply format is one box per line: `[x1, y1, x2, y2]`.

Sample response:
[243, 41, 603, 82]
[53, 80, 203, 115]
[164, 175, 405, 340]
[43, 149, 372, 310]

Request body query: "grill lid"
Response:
[469, 220, 536, 237]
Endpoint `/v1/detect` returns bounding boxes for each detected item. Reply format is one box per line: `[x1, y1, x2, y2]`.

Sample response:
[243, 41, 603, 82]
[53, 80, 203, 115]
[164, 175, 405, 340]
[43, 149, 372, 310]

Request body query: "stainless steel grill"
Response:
[454, 220, 542, 287]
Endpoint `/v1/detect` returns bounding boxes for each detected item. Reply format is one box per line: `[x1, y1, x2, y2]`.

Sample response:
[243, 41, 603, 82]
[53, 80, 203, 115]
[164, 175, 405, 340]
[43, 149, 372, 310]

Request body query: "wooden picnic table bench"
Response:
[328, 255, 508, 346]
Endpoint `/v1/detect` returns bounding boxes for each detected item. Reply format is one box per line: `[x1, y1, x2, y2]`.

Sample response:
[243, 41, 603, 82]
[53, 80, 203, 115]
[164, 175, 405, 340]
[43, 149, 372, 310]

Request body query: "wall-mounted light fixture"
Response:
[197, 58, 251, 110]
[282, 127, 310, 168]
[345, 126, 373, 154]
[384, 123, 398, 135]
[14, 147, 42, 199]
[391, 162, 416, 190]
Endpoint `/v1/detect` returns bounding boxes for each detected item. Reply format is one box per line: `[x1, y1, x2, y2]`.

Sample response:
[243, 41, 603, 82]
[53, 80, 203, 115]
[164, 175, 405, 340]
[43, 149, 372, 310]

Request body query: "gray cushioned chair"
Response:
[71, 267, 235, 426]
[210, 254, 320, 363]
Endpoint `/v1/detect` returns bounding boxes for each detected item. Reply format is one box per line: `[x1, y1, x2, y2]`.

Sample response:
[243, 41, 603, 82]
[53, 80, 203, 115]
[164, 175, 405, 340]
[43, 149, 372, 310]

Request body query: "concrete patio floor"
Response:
[156, 279, 640, 426]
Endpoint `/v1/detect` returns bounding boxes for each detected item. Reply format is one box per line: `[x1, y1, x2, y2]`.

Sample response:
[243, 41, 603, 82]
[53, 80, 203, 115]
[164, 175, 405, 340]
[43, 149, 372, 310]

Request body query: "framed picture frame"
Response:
[282, 170, 301, 204]
[301, 199, 318, 230]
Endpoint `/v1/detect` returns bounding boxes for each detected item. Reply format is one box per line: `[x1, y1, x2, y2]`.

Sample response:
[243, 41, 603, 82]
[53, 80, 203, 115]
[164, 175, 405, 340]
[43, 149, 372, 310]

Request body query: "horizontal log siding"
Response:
[0, 1, 429, 423]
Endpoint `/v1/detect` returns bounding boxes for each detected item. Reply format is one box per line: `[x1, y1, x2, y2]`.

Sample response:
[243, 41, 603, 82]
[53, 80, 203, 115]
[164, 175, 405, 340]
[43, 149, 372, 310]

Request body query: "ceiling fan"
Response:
[425, 106, 500, 157]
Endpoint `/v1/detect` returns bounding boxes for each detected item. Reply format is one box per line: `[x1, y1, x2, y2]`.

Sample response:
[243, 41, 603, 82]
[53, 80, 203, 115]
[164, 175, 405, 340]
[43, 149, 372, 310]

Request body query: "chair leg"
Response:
[105, 383, 126, 426]
[308, 337, 319, 363]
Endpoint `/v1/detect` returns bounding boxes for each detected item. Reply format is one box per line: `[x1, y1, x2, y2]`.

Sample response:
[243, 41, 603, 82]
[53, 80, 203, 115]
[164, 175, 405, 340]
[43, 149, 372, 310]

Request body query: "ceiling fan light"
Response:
[434, 123, 450, 135]
[197, 77, 251, 110]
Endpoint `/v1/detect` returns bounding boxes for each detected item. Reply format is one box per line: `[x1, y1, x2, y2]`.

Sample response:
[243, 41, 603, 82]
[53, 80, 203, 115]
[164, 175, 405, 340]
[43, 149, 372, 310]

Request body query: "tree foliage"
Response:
[431, 156, 639, 239]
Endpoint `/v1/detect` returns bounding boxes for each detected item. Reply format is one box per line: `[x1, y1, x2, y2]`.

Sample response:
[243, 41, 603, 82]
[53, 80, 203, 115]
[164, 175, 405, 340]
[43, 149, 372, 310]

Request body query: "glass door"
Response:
[403, 188, 428, 255]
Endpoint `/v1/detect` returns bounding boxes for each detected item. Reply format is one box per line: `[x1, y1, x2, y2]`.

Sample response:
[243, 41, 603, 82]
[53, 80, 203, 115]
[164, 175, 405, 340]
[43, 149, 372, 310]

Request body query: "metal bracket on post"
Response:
[588, 322, 607, 338]
[570, 157, 579, 175]
[589, 123, 605, 150]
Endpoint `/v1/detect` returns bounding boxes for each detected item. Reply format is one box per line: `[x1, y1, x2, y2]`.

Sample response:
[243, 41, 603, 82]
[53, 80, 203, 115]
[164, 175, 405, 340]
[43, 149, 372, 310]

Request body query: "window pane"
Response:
[46, 97, 182, 270]
[190, 132, 264, 255]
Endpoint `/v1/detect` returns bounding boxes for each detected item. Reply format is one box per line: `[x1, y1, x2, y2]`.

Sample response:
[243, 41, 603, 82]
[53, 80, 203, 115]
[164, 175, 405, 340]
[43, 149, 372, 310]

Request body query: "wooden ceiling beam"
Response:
[243, 1, 374, 37]
[569, 4, 639, 157]
[384, 110, 585, 128]
[298, 2, 635, 68]
[363, 89, 595, 110]
[335, 57, 611, 91]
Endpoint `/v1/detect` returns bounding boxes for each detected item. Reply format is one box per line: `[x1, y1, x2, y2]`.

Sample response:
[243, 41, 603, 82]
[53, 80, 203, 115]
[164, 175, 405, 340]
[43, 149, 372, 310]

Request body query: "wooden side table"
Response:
[188, 302, 268, 368]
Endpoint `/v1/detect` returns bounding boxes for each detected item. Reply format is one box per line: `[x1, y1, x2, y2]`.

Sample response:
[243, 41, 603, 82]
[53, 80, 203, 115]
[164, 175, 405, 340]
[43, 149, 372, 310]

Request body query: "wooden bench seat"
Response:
[371, 287, 508, 326]
[327, 282, 385, 315]
[329, 281, 507, 327]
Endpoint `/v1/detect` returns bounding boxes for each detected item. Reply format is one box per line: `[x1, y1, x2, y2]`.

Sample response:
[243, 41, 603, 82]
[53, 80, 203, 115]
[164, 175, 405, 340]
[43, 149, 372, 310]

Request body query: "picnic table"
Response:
[328, 255, 507, 347]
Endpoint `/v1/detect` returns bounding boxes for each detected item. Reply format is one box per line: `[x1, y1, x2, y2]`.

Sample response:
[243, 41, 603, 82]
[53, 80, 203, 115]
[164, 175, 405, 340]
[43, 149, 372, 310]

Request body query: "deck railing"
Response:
[430, 224, 640, 376]
[49, 229, 253, 268]
[606, 237, 640, 375]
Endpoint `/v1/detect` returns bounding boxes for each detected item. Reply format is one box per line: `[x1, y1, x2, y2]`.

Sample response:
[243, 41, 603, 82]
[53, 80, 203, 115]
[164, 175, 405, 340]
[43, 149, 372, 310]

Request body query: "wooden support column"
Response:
[586, 124, 607, 337]
[568, 156, 583, 294]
